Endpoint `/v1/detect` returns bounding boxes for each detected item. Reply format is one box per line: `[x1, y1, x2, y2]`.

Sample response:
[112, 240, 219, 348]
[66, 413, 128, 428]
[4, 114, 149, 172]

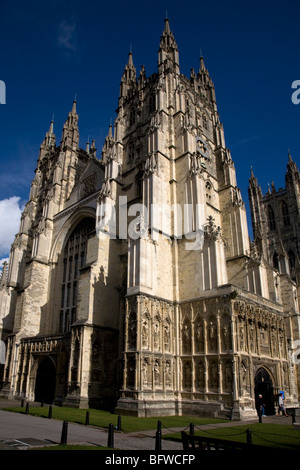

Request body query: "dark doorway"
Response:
[35, 357, 56, 404]
[254, 368, 275, 415]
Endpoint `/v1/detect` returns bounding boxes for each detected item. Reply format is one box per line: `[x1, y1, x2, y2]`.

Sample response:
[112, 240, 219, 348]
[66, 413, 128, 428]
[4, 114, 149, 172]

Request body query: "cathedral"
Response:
[1, 19, 300, 418]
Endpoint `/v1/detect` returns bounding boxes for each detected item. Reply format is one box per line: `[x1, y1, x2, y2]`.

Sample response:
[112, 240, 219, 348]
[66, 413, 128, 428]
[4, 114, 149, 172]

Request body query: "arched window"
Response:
[129, 107, 136, 126]
[288, 249, 296, 271]
[59, 217, 94, 333]
[267, 205, 276, 231]
[149, 93, 156, 113]
[282, 201, 290, 226]
[273, 252, 279, 271]
[128, 141, 135, 162]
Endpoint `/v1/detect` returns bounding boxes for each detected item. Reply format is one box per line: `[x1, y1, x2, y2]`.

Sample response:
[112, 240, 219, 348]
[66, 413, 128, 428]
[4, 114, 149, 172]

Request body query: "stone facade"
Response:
[0, 19, 299, 418]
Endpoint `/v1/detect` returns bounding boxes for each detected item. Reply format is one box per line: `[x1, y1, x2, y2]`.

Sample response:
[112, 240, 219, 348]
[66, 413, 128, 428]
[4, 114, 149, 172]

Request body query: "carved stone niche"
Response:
[221, 314, 231, 351]
[195, 358, 205, 390]
[141, 357, 150, 387]
[126, 355, 136, 389]
[182, 318, 192, 354]
[207, 316, 217, 352]
[208, 359, 219, 390]
[182, 360, 192, 390]
[194, 315, 204, 353]
[153, 358, 161, 387]
[142, 311, 150, 350]
[163, 317, 171, 352]
[222, 359, 232, 391]
[165, 359, 172, 387]
[127, 310, 137, 350]
[153, 314, 161, 351]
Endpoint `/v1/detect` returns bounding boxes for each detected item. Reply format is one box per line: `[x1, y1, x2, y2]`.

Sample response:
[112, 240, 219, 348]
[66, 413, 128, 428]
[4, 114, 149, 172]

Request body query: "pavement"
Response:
[0, 398, 297, 451]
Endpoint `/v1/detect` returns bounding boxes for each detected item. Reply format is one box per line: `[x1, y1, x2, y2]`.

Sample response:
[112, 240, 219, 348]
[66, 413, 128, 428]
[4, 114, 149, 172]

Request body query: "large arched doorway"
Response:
[254, 367, 275, 415]
[34, 357, 56, 404]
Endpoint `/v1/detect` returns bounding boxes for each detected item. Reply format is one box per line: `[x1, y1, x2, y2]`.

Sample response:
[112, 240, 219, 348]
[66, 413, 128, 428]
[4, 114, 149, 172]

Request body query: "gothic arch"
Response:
[267, 204, 276, 231]
[254, 366, 275, 415]
[34, 356, 57, 404]
[281, 200, 290, 226]
[49, 207, 96, 263]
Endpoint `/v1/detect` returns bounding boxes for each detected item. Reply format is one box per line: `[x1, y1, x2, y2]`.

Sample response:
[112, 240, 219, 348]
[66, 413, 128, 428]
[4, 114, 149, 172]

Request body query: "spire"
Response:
[164, 16, 171, 34]
[199, 53, 206, 72]
[158, 17, 180, 74]
[61, 98, 79, 149]
[71, 97, 77, 114]
[39, 116, 56, 154]
[196, 52, 216, 106]
[119, 51, 137, 99]
[286, 149, 300, 183]
[86, 136, 90, 154]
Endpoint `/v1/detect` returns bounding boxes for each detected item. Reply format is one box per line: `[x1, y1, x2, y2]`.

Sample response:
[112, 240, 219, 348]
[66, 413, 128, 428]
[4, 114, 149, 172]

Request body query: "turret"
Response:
[197, 54, 217, 107]
[119, 51, 137, 100]
[61, 99, 79, 150]
[158, 17, 180, 75]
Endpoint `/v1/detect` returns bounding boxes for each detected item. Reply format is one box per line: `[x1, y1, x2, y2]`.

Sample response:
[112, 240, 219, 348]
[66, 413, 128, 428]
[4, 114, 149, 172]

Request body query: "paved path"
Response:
[0, 399, 296, 451]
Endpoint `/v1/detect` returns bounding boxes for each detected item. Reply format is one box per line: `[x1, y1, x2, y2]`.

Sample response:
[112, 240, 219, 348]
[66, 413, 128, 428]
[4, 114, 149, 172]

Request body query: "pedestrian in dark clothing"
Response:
[258, 394, 266, 416]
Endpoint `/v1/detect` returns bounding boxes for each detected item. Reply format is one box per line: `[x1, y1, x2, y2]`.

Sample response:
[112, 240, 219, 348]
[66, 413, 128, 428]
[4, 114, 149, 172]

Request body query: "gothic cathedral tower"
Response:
[1, 19, 299, 418]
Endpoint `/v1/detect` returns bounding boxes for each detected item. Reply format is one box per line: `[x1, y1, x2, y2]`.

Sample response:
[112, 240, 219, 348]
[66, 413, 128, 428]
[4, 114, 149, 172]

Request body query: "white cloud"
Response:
[57, 18, 77, 53]
[0, 197, 23, 258]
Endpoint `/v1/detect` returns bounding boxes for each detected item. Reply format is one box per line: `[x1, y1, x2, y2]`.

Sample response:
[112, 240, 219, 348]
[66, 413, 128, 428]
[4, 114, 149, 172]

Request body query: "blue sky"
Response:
[0, 0, 300, 262]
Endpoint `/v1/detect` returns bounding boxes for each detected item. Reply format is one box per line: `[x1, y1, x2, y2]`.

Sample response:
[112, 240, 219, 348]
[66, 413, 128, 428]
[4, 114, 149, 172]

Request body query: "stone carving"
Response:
[194, 317, 204, 352]
[209, 360, 218, 390]
[183, 361, 192, 389]
[99, 178, 112, 199]
[153, 315, 161, 351]
[143, 152, 157, 176]
[196, 359, 205, 390]
[208, 318, 217, 352]
[182, 319, 191, 354]
[142, 314, 150, 350]
[128, 311, 136, 349]
[127, 356, 135, 388]
[142, 357, 150, 386]
[165, 359, 172, 386]
[163, 320, 171, 352]
[83, 175, 96, 197]
[223, 360, 232, 391]
[204, 216, 222, 241]
[153, 359, 161, 386]
[221, 317, 231, 351]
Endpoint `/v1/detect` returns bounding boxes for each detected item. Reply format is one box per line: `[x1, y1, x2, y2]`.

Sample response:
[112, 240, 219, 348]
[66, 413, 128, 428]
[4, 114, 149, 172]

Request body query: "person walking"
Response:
[278, 392, 288, 417]
[258, 394, 266, 416]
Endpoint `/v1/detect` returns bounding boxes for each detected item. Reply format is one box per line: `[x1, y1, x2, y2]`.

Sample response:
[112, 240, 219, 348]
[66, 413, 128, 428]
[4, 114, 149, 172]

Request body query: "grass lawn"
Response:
[165, 422, 300, 450]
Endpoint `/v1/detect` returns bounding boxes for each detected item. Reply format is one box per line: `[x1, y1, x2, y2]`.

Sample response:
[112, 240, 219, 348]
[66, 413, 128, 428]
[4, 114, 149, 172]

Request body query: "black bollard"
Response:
[41, 399, 44, 407]
[60, 420, 68, 445]
[85, 411, 90, 425]
[155, 420, 162, 451]
[21, 399, 24, 407]
[25, 403, 29, 414]
[189, 423, 194, 436]
[258, 410, 262, 423]
[246, 429, 252, 445]
[107, 423, 114, 448]
[48, 405, 52, 419]
[117, 415, 121, 431]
